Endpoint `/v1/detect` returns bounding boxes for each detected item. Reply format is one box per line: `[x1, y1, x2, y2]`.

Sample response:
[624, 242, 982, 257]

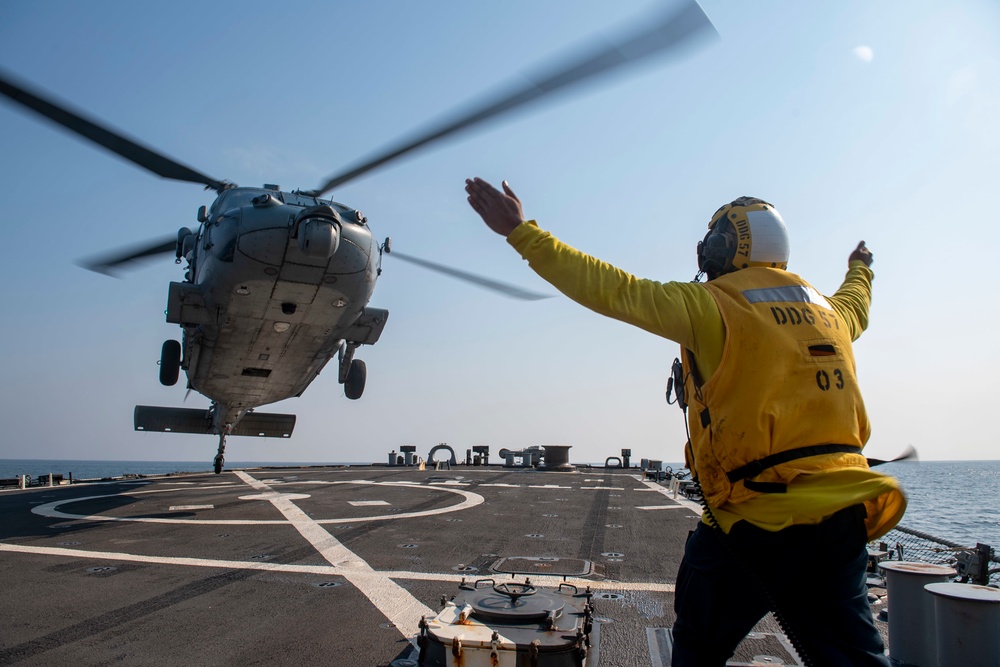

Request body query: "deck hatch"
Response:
[492, 556, 592, 577]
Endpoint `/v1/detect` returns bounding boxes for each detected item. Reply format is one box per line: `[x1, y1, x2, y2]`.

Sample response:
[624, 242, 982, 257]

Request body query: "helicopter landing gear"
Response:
[338, 343, 366, 400]
[345, 359, 366, 400]
[159, 340, 181, 386]
[213, 431, 228, 474]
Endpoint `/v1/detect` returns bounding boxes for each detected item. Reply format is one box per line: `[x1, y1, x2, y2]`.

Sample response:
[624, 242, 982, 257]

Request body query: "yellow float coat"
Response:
[507, 221, 905, 539]
[683, 268, 871, 507]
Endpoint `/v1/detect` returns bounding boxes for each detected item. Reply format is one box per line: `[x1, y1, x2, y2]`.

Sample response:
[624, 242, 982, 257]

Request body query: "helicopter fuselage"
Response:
[166, 186, 388, 427]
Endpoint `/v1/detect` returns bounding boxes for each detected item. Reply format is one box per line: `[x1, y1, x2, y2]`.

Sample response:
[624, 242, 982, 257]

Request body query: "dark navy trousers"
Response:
[670, 504, 889, 667]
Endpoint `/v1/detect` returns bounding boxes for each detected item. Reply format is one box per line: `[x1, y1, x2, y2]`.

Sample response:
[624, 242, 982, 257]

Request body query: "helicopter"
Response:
[0, 2, 715, 474]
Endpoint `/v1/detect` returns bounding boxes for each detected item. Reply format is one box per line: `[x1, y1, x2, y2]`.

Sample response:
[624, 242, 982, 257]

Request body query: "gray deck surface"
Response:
[1, 466, 812, 666]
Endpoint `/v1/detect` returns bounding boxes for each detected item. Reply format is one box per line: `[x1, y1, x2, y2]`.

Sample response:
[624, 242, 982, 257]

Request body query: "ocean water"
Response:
[877, 460, 1000, 550]
[2, 458, 998, 549]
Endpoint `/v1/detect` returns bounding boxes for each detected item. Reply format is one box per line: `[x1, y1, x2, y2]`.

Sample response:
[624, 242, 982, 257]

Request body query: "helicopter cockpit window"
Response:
[212, 217, 238, 262]
[229, 189, 285, 210]
[209, 188, 286, 219]
[283, 192, 322, 208]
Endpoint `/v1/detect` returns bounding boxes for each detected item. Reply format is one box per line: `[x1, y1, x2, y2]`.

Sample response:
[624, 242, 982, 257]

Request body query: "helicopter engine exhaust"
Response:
[292, 205, 342, 260]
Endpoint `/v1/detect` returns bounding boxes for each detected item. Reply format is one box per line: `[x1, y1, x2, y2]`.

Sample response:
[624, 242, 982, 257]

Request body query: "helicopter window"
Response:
[331, 202, 365, 225]
[228, 189, 285, 209]
[210, 188, 285, 218]
[213, 217, 238, 262]
[283, 192, 321, 207]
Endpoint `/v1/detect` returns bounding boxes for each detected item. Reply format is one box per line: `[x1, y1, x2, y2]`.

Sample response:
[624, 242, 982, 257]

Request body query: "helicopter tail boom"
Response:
[134, 406, 296, 438]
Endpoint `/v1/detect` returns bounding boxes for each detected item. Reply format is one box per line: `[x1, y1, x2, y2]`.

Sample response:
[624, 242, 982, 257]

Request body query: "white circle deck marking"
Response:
[31, 480, 482, 525]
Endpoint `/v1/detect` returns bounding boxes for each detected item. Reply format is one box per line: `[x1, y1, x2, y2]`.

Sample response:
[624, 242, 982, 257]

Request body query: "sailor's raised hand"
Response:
[465, 177, 524, 237]
[849, 240, 873, 267]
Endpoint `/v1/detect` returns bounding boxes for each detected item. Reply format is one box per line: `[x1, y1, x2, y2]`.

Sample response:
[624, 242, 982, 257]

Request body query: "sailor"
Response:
[464, 178, 906, 667]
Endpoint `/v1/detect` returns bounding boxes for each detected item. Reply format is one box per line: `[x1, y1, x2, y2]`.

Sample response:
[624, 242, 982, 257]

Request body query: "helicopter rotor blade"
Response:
[387, 250, 552, 301]
[77, 235, 178, 276]
[866, 445, 919, 467]
[312, 0, 717, 196]
[0, 69, 231, 192]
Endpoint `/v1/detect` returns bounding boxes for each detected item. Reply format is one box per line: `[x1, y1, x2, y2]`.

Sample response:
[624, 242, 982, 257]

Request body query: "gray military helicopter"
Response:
[0, 1, 714, 474]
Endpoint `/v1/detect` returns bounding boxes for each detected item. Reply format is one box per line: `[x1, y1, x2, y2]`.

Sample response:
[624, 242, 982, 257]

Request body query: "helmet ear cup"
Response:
[697, 219, 735, 278]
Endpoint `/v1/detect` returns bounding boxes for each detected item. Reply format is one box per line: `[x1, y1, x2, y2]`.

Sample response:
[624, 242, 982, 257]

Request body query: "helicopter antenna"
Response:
[310, 0, 716, 196]
[0, 69, 232, 193]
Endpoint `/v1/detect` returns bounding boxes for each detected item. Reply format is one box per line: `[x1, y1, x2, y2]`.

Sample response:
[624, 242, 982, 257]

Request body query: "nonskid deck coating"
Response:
[0, 466, 803, 666]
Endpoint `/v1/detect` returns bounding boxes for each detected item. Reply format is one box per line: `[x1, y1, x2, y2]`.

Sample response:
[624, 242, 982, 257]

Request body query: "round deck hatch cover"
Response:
[466, 586, 566, 622]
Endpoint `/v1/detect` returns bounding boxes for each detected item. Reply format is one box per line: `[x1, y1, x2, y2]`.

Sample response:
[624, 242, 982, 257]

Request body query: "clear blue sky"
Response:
[1, 1, 997, 464]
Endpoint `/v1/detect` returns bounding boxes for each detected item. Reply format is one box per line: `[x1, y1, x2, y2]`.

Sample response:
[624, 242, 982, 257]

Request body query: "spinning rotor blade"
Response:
[388, 250, 552, 301]
[0, 70, 230, 192]
[313, 0, 717, 195]
[78, 235, 178, 276]
[867, 445, 919, 467]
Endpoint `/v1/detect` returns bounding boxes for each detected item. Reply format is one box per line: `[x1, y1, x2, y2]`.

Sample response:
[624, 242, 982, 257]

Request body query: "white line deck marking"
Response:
[0, 543, 675, 592]
[0, 543, 339, 574]
[168, 505, 215, 511]
[238, 492, 311, 501]
[635, 505, 685, 511]
[647, 626, 672, 667]
[640, 480, 703, 515]
[528, 485, 571, 489]
[235, 471, 434, 644]
[348, 500, 389, 506]
[581, 486, 625, 490]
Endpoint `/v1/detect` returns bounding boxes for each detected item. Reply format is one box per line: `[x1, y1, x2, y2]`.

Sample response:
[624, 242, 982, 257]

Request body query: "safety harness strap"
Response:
[743, 479, 789, 494]
[725, 444, 863, 494]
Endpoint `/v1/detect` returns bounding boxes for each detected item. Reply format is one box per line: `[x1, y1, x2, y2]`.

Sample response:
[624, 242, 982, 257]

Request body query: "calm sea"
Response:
[2, 458, 998, 549]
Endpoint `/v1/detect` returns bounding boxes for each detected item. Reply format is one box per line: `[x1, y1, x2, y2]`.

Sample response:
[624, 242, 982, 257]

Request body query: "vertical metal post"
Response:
[925, 582, 1000, 667]
[401, 445, 417, 466]
[878, 561, 956, 666]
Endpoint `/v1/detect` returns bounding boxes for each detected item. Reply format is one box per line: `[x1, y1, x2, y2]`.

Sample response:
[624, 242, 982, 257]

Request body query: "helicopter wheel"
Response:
[345, 359, 366, 400]
[214, 456, 224, 475]
[159, 340, 182, 386]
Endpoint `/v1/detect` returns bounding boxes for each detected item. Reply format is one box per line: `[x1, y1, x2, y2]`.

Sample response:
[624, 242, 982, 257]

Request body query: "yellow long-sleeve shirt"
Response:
[507, 221, 905, 539]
